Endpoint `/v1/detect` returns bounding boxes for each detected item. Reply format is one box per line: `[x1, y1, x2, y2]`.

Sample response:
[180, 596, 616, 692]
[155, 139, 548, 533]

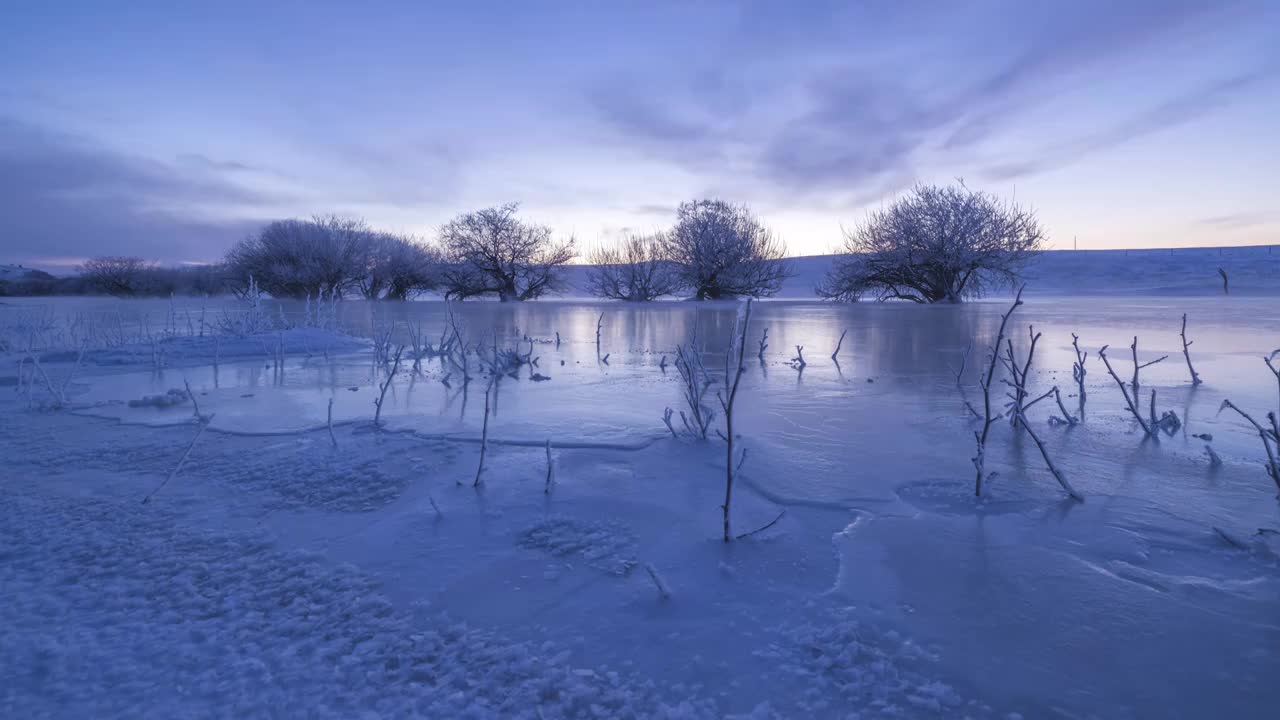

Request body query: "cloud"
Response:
[982, 71, 1271, 180]
[0, 117, 270, 265]
[585, 1, 1269, 199]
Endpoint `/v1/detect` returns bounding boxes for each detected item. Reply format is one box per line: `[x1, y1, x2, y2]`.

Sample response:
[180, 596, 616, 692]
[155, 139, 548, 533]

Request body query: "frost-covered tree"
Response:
[226, 215, 370, 299]
[438, 203, 574, 302]
[78, 256, 155, 297]
[817, 183, 1044, 303]
[584, 233, 685, 301]
[357, 233, 443, 300]
[662, 200, 790, 300]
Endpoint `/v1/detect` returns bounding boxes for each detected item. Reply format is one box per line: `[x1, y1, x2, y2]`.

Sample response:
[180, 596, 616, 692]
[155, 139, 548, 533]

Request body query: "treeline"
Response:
[6, 198, 794, 301]
[7, 184, 1041, 303]
[0, 260, 228, 298]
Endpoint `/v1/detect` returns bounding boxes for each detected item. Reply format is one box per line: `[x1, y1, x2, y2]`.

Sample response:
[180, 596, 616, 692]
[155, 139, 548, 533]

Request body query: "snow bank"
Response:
[0, 490, 720, 719]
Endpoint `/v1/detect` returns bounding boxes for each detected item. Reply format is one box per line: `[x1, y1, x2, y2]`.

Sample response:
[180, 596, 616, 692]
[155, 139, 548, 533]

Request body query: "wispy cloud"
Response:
[1195, 211, 1277, 230]
[983, 70, 1274, 180]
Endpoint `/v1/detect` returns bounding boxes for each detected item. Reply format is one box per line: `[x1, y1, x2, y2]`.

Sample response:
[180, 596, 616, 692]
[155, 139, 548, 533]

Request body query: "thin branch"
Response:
[643, 563, 671, 600]
[974, 285, 1024, 496]
[736, 510, 786, 540]
[1052, 386, 1078, 425]
[1218, 400, 1280, 491]
[1180, 314, 1203, 386]
[472, 378, 494, 487]
[183, 378, 203, 421]
[544, 439, 555, 493]
[327, 397, 338, 448]
[1098, 344, 1155, 437]
[373, 345, 404, 428]
[831, 329, 848, 362]
[1071, 332, 1088, 414]
[142, 414, 214, 504]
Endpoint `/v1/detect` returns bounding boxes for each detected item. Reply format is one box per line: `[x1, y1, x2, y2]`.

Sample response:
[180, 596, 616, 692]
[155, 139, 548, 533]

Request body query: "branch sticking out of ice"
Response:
[644, 563, 671, 600]
[142, 414, 214, 505]
[1180, 314, 1203, 386]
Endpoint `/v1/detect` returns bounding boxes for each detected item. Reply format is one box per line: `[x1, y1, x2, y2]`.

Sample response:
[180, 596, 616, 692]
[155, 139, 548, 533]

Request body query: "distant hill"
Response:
[0, 264, 56, 283]
[0, 264, 60, 296]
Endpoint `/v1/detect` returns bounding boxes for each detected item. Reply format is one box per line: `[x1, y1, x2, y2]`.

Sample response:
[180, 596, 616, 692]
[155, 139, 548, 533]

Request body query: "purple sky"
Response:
[2, 1, 1277, 269]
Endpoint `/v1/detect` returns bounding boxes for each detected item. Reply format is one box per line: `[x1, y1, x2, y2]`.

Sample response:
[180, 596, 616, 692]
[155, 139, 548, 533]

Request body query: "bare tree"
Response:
[226, 215, 369, 299]
[358, 233, 443, 300]
[78, 256, 155, 297]
[585, 233, 684, 301]
[817, 183, 1043, 303]
[438, 203, 574, 301]
[662, 199, 791, 300]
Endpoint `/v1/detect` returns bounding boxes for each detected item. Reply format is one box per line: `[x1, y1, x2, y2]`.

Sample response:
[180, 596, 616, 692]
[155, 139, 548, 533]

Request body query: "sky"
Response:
[1, 0, 1278, 270]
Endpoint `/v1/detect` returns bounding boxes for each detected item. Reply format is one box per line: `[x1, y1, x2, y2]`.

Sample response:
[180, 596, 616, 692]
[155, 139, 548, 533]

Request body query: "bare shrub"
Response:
[818, 183, 1043, 303]
[585, 233, 684, 301]
[78, 256, 155, 297]
[662, 199, 790, 300]
[226, 216, 370, 299]
[439, 203, 574, 301]
[358, 233, 443, 300]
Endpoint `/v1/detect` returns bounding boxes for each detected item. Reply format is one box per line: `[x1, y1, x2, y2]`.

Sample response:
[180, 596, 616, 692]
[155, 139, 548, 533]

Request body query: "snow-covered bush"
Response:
[584, 233, 685, 301]
[356, 233, 444, 300]
[817, 183, 1043, 303]
[662, 199, 791, 300]
[438, 203, 574, 302]
[225, 215, 370, 299]
[218, 274, 273, 336]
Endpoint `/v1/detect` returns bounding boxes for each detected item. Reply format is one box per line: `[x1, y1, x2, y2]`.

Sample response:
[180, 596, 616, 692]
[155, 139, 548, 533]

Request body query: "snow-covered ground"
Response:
[2, 285, 1279, 717]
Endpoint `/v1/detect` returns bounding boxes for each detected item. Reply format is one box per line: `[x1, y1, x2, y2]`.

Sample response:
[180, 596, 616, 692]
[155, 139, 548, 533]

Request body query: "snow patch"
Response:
[519, 515, 639, 576]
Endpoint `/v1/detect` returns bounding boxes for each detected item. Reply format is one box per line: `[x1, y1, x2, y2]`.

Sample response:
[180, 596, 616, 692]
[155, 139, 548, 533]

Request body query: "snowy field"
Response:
[2, 274, 1279, 717]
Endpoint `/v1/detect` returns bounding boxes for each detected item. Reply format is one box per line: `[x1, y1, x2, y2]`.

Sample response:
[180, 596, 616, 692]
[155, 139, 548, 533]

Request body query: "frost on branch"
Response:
[438, 203, 574, 302]
[817, 183, 1043, 303]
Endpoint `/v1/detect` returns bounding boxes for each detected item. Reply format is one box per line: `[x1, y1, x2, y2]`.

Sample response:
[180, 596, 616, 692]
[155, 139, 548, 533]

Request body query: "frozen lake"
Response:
[3, 292, 1279, 718]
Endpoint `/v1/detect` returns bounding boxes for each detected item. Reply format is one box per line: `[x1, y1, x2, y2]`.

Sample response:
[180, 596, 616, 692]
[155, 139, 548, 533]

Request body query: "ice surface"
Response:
[3, 287, 1279, 718]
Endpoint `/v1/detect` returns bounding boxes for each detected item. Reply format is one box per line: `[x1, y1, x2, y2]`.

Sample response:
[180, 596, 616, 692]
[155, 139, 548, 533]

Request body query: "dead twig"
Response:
[974, 285, 1024, 496]
[1098, 341, 1156, 438]
[142, 414, 214, 504]
[831, 329, 848, 362]
[1218, 400, 1280, 491]
[736, 510, 786, 540]
[1180, 314, 1203, 386]
[472, 378, 494, 487]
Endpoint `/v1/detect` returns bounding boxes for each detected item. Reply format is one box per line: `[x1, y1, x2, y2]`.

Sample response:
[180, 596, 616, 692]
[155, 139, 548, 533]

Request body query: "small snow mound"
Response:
[127, 387, 190, 408]
[518, 515, 639, 576]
